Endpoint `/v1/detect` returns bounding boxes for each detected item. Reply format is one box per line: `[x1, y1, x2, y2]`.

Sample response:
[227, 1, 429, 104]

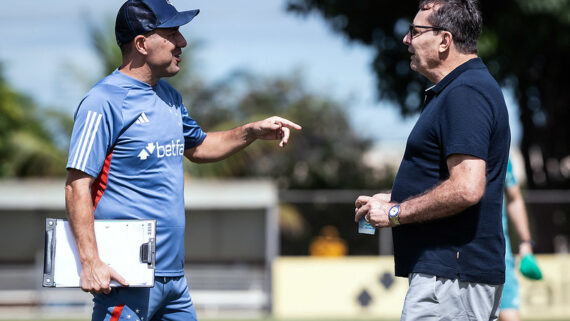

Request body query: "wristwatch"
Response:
[389, 204, 401, 226]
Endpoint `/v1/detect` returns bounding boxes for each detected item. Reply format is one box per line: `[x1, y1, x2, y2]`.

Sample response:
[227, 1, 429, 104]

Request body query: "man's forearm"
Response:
[64, 170, 128, 292]
[506, 187, 532, 242]
[184, 116, 301, 163]
[397, 155, 486, 224]
[65, 172, 99, 265]
[185, 125, 254, 163]
[399, 177, 483, 224]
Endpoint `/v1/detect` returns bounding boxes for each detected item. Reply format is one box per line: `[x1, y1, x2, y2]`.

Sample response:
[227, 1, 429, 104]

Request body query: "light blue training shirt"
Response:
[66, 69, 206, 276]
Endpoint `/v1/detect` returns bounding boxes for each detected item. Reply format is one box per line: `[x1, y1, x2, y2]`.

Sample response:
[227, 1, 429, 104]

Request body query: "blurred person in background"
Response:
[64, 0, 300, 320]
[309, 225, 347, 256]
[500, 157, 542, 321]
[354, 0, 510, 319]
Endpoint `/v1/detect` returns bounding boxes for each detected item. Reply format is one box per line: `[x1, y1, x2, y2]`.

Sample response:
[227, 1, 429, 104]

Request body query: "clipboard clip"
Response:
[140, 238, 156, 269]
[43, 218, 57, 287]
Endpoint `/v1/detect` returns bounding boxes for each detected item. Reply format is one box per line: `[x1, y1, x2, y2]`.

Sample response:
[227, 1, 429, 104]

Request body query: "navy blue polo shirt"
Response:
[391, 58, 510, 285]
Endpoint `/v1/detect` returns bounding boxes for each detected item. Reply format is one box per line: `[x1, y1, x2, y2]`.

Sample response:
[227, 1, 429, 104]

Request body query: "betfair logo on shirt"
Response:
[137, 140, 184, 160]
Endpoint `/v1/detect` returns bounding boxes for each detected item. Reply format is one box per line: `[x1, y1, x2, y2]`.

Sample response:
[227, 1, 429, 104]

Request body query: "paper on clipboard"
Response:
[43, 218, 156, 288]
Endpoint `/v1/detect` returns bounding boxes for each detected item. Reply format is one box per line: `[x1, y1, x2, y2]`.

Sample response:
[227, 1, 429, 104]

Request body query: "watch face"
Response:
[390, 207, 399, 216]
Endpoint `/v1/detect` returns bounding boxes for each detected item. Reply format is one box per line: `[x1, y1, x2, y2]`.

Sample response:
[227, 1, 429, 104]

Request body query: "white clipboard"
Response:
[43, 218, 156, 288]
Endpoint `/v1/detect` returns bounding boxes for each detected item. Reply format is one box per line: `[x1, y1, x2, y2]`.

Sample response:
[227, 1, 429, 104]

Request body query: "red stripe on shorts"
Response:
[109, 303, 125, 321]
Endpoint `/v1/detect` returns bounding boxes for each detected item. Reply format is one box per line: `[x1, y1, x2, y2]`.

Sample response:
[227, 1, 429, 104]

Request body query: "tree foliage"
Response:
[0, 65, 68, 177]
[179, 70, 391, 189]
[285, 0, 570, 189]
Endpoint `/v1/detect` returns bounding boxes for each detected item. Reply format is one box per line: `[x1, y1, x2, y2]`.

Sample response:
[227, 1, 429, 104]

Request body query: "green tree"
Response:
[0, 65, 68, 177]
[285, 0, 570, 189]
[180, 70, 391, 189]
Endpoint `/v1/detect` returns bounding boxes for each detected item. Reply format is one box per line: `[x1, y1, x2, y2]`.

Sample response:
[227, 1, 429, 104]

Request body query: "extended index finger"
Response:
[273, 117, 302, 130]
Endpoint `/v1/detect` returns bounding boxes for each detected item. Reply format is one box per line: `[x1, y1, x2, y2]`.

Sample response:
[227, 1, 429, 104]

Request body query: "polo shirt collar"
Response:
[426, 57, 486, 95]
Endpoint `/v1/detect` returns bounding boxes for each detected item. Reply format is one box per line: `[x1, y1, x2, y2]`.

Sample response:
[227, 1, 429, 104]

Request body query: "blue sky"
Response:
[0, 0, 520, 144]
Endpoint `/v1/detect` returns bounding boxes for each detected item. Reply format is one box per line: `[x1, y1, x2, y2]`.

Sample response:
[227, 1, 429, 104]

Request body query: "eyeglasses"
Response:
[408, 24, 447, 38]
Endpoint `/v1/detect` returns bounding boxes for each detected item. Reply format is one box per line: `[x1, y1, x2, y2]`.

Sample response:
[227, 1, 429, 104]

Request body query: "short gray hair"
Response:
[419, 0, 482, 54]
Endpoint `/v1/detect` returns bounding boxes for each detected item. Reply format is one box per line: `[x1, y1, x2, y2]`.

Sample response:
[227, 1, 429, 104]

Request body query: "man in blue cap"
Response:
[64, 1, 301, 320]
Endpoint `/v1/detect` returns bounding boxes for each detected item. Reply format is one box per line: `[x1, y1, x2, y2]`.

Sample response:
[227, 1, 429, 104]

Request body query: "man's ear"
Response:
[133, 35, 148, 55]
[439, 31, 452, 53]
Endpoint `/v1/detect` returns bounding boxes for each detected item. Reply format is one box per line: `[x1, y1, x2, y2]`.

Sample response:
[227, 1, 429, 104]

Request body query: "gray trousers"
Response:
[401, 273, 503, 321]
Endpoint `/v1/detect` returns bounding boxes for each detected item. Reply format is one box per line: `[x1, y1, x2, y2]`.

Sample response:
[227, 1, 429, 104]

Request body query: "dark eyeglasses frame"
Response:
[408, 24, 448, 38]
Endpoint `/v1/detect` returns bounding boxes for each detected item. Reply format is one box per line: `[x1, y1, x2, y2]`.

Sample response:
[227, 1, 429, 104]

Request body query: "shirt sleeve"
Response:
[181, 104, 207, 149]
[440, 85, 494, 161]
[66, 90, 124, 178]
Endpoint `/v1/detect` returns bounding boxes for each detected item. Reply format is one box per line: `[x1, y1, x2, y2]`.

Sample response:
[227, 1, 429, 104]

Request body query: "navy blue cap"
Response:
[115, 0, 199, 46]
